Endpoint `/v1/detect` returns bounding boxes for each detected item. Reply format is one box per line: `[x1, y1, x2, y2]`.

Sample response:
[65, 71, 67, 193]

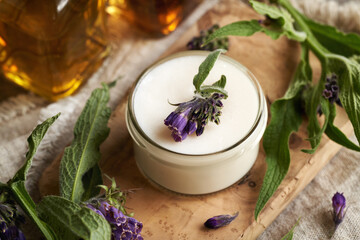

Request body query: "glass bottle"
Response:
[109, 0, 202, 36]
[0, 0, 110, 101]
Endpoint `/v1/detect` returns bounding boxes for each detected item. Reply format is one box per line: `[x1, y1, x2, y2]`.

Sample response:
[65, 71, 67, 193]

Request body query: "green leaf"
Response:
[193, 49, 226, 92]
[203, 20, 263, 44]
[328, 55, 360, 146]
[203, 1, 305, 47]
[281, 218, 300, 240]
[212, 75, 227, 89]
[10, 181, 57, 240]
[12, 114, 60, 183]
[199, 75, 228, 98]
[303, 16, 360, 57]
[7, 115, 60, 239]
[199, 86, 228, 98]
[255, 44, 311, 219]
[37, 196, 111, 240]
[250, 0, 306, 41]
[302, 90, 330, 154]
[81, 164, 103, 202]
[60, 83, 111, 203]
[325, 104, 360, 151]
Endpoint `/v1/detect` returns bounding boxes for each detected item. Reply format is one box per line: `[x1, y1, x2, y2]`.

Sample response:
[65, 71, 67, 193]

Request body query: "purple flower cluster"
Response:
[164, 93, 225, 142]
[0, 203, 25, 240]
[87, 201, 143, 240]
[323, 73, 341, 105]
[0, 218, 25, 240]
[332, 192, 346, 229]
[186, 24, 229, 51]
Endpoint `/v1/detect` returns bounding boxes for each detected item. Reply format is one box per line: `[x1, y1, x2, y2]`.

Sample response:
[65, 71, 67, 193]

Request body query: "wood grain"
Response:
[39, 0, 353, 239]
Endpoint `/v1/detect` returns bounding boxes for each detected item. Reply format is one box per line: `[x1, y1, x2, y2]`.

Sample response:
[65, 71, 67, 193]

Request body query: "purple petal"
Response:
[164, 112, 176, 126]
[323, 89, 333, 99]
[171, 131, 188, 142]
[204, 212, 239, 229]
[185, 120, 197, 135]
[332, 192, 346, 226]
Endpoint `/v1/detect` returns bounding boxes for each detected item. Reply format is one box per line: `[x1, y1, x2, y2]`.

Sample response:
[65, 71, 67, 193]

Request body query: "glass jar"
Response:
[109, 0, 202, 36]
[0, 0, 109, 101]
[126, 51, 268, 195]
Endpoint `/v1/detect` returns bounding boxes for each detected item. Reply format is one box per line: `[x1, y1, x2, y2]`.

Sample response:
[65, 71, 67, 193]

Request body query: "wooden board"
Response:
[39, 0, 353, 239]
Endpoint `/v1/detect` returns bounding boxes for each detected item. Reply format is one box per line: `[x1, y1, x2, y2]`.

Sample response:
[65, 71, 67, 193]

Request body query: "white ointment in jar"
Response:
[126, 51, 267, 195]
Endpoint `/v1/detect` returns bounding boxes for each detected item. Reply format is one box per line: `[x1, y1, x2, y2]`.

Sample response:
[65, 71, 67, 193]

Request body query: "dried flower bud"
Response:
[204, 212, 239, 229]
[332, 192, 346, 229]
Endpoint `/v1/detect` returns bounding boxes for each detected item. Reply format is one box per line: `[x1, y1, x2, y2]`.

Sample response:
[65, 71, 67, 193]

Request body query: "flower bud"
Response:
[204, 212, 239, 229]
[332, 192, 346, 229]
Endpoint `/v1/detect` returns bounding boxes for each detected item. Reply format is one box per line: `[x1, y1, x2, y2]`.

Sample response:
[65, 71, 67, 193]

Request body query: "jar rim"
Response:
[127, 50, 266, 157]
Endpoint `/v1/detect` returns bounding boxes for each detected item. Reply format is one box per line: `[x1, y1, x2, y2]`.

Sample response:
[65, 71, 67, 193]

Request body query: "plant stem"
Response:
[10, 182, 56, 240]
[277, 0, 329, 61]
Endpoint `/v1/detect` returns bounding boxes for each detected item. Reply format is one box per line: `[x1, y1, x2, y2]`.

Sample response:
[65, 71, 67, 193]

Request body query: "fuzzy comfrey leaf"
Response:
[328, 55, 360, 146]
[250, 0, 306, 41]
[199, 75, 228, 98]
[60, 83, 111, 203]
[255, 44, 311, 219]
[302, 92, 330, 154]
[303, 16, 360, 57]
[81, 164, 103, 202]
[212, 75, 227, 89]
[199, 85, 228, 99]
[193, 49, 226, 92]
[11, 114, 60, 183]
[203, 20, 263, 45]
[325, 104, 360, 151]
[203, 2, 305, 48]
[37, 196, 111, 240]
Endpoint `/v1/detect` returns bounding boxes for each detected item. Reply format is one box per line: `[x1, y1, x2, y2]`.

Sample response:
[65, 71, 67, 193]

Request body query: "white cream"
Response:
[133, 54, 259, 154]
[126, 51, 267, 194]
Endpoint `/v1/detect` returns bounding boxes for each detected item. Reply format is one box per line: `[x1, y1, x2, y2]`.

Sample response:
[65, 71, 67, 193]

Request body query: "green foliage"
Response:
[250, 0, 306, 41]
[203, 1, 306, 46]
[193, 49, 227, 92]
[303, 16, 360, 57]
[12, 114, 60, 183]
[60, 83, 111, 203]
[281, 218, 301, 240]
[4, 115, 61, 239]
[208, 0, 360, 220]
[37, 196, 111, 240]
[255, 44, 311, 219]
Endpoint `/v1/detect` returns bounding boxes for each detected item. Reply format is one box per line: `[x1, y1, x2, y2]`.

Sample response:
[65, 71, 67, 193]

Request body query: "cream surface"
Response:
[133, 54, 259, 155]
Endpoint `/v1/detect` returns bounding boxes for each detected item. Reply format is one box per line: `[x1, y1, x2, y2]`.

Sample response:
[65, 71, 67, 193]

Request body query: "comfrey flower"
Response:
[332, 192, 346, 230]
[164, 93, 225, 142]
[204, 212, 239, 229]
[187, 24, 229, 51]
[87, 200, 143, 240]
[323, 73, 341, 105]
[318, 73, 342, 115]
[0, 201, 26, 240]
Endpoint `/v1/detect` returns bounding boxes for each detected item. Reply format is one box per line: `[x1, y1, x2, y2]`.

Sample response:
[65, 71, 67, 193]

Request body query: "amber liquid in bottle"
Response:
[0, 0, 109, 101]
[111, 0, 201, 35]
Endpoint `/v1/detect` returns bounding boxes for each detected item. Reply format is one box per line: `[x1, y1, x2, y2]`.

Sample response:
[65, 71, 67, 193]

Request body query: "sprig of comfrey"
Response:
[0, 82, 143, 240]
[164, 49, 228, 142]
[203, 0, 360, 220]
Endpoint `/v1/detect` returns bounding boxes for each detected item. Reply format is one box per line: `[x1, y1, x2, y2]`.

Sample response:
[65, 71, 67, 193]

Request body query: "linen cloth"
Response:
[0, 0, 359, 239]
